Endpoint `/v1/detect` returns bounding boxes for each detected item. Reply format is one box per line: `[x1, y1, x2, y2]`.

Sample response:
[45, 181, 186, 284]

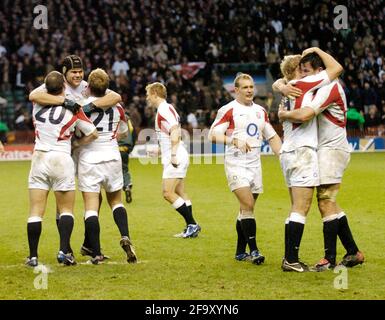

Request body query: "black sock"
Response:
[82, 222, 91, 249]
[113, 206, 130, 238]
[338, 215, 359, 255]
[186, 204, 196, 224]
[175, 203, 196, 225]
[287, 221, 305, 263]
[284, 220, 289, 259]
[240, 218, 258, 253]
[27, 220, 42, 258]
[236, 219, 247, 255]
[85, 216, 101, 257]
[58, 214, 74, 254]
[323, 218, 339, 264]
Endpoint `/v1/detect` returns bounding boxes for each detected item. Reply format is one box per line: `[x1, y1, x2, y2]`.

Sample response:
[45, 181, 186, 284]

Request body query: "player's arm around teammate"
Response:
[277, 52, 363, 270]
[26, 71, 97, 267]
[29, 55, 122, 111]
[273, 47, 343, 101]
[77, 69, 137, 264]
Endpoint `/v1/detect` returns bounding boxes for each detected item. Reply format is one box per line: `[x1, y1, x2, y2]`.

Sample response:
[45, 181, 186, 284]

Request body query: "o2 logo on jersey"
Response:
[246, 123, 259, 137]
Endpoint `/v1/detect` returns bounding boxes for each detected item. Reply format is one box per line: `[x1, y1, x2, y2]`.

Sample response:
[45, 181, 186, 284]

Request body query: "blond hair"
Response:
[234, 73, 253, 88]
[88, 68, 110, 97]
[280, 55, 302, 81]
[146, 82, 167, 99]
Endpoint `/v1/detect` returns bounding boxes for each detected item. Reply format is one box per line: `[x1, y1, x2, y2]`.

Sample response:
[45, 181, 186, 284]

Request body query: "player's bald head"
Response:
[45, 71, 65, 95]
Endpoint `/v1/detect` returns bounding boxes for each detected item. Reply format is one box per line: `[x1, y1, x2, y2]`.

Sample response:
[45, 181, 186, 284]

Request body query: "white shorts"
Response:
[280, 147, 319, 188]
[72, 148, 80, 176]
[28, 150, 75, 191]
[78, 158, 123, 193]
[225, 163, 263, 193]
[162, 147, 189, 179]
[318, 148, 350, 185]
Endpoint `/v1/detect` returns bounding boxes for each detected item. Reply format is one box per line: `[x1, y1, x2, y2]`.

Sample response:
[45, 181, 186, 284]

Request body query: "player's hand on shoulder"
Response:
[82, 102, 96, 115]
[282, 83, 302, 98]
[63, 99, 81, 114]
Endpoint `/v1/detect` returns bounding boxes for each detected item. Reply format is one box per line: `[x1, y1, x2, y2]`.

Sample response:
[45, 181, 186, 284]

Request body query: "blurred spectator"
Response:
[142, 105, 156, 128]
[128, 103, 142, 130]
[283, 22, 296, 43]
[153, 39, 168, 63]
[347, 103, 365, 131]
[17, 40, 35, 58]
[0, 41, 6, 57]
[14, 62, 26, 90]
[379, 103, 385, 136]
[381, 103, 385, 125]
[347, 82, 363, 112]
[0, 95, 6, 108]
[0, 0, 383, 137]
[112, 54, 130, 77]
[362, 82, 378, 113]
[14, 109, 31, 130]
[0, 56, 10, 91]
[187, 111, 198, 130]
[364, 104, 381, 135]
[271, 18, 283, 34]
[0, 120, 9, 144]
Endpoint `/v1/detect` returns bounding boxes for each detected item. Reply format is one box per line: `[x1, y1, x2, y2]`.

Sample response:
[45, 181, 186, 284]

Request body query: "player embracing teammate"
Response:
[274, 47, 364, 272]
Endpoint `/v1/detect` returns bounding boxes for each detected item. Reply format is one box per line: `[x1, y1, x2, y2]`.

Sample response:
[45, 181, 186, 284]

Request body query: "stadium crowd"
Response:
[0, 0, 385, 138]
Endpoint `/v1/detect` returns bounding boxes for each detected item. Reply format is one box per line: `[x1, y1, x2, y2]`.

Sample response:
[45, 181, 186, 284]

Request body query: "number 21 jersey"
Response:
[78, 96, 128, 163]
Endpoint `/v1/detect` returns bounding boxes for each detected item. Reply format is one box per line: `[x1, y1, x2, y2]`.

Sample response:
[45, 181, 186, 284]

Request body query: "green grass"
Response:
[0, 153, 384, 299]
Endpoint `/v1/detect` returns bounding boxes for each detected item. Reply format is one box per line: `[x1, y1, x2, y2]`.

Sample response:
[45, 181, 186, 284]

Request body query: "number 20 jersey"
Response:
[209, 100, 277, 167]
[32, 103, 95, 154]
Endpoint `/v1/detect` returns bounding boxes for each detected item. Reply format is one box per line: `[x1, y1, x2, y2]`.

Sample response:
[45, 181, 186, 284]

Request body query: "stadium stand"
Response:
[0, 0, 384, 143]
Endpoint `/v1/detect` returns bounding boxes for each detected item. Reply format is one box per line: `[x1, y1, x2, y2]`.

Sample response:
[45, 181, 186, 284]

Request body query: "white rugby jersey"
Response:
[307, 80, 350, 152]
[64, 80, 89, 103]
[78, 96, 128, 163]
[209, 99, 277, 167]
[155, 100, 186, 163]
[281, 70, 330, 152]
[35, 80, 89, 104]
[33, 104, 95, 154]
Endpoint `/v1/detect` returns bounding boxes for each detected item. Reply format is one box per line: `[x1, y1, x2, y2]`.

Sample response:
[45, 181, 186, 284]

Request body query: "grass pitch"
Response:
[0, 153, 384, 300]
